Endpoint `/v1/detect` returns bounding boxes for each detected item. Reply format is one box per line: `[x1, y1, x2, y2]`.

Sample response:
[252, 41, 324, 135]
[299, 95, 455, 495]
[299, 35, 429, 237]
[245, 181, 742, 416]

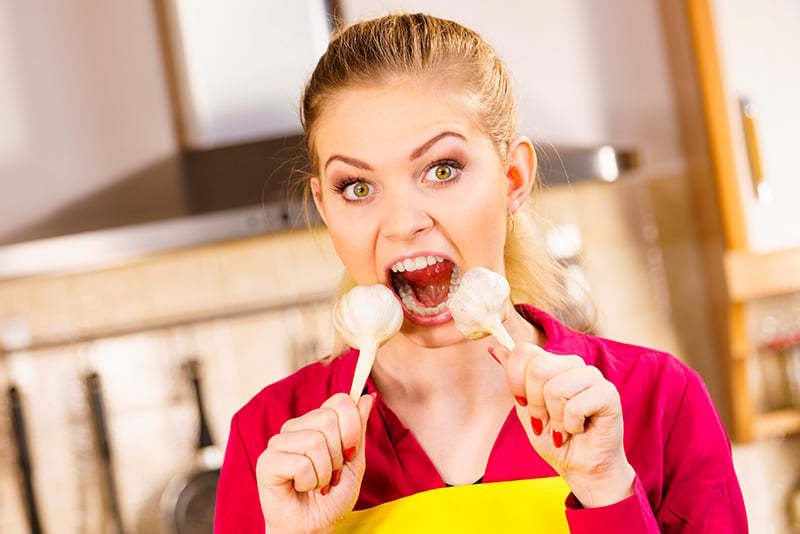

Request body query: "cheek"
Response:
[325, 211, 377, 280]
[446, 182, 508, 261]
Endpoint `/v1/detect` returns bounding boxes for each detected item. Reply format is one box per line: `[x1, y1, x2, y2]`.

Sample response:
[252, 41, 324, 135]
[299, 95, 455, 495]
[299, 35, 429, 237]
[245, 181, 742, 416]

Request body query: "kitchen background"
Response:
[0, 0, 799, 533]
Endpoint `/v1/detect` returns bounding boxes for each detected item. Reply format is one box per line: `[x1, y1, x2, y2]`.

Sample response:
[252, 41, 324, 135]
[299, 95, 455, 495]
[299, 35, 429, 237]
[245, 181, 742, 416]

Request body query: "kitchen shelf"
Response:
[722, 249, 800, 442]
[725, 248, 800, 303]
[754, 408, 800, 440]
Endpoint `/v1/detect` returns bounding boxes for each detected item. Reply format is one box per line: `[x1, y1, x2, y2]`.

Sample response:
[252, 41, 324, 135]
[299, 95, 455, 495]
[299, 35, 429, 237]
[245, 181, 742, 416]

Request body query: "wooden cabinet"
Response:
[724, 248, 800, 441]
[660, 0, 800, 442]
[707, 0, 800, 253]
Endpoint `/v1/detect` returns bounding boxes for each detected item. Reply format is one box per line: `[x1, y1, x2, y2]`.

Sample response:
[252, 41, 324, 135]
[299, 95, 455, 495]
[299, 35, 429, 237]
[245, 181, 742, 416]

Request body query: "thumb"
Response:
[488, 345, 511, 368]
[356, 392, 377, 430]
[348, 393, 376, 468]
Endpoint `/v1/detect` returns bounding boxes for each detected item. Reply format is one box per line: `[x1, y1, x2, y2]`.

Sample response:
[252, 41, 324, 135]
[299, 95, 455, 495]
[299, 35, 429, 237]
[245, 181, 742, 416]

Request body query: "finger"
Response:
[504, 343, 537, 397]
[506, 344, 583, 398]
[353, 393, 377, 458]
[562, 381, 621, 435]
[320, 393, 363, 466]
[541, 364, 602, 430]
[257, 443, 323, 493]
[505, 344, 550, 431]
[357, 392, 376, 425]
[524, 351, 586, 427]
[544, 365, 602, 448]
[487, 346, 510, 368]
[280, 415, 340, 486]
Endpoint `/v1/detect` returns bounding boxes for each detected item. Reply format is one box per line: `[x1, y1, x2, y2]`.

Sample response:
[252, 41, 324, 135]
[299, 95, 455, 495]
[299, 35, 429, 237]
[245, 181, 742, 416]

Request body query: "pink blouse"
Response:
[214, 306, 747, 532]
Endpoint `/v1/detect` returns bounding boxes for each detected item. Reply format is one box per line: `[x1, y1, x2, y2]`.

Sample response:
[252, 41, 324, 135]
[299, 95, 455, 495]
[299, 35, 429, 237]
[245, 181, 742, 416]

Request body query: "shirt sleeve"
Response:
[653, 369, 748, 531]
[565, 476, 660, 532]
[564, 369, 748, 533]
[214, 413, 265, 534]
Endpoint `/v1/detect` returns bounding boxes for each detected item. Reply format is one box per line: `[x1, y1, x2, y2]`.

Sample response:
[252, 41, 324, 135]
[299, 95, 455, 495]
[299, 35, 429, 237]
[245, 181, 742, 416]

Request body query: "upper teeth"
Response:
[390, 255, 445, 273]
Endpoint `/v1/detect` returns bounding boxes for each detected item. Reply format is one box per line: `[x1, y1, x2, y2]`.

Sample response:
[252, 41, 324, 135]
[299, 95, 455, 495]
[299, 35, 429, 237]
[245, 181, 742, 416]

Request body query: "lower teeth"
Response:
[398, 265, 461, 317]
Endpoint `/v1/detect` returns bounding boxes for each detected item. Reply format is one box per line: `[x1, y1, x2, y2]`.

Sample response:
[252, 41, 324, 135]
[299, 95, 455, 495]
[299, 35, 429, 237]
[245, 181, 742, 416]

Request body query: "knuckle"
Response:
[306, 429, 329, 457]
[255, 449, 271, 476]
[563, 399, 584, 421]
[318, 407, 340, 435]
[279, 418, 294, 434]
[266, 433, 281, 450]
[280, 412, 310, 433]
[586, 365, 604, 381]
[322, 392, 351, 410]
[565, 354, 584, 366]
[528, 357, 549, 377]
[542, 379, 564, 400]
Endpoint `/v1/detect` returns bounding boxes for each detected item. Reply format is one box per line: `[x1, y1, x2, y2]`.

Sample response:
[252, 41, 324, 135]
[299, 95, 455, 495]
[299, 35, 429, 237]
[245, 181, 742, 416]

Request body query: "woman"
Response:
[215, 13, 747, 533]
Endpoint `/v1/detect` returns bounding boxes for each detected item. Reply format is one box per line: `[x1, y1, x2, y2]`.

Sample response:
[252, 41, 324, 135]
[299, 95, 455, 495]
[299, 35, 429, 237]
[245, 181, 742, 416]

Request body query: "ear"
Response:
[505, 136, 536, 213]
[310, 177, 328, 225]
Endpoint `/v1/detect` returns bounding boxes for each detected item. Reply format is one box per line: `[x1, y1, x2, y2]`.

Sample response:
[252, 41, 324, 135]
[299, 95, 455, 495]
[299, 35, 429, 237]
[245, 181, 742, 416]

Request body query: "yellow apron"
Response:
[337, 477, 571, 533]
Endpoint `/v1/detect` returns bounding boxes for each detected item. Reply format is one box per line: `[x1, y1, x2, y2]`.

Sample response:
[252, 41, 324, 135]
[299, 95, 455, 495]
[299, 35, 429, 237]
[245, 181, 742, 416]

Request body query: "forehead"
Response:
[312, 79, 485, 157]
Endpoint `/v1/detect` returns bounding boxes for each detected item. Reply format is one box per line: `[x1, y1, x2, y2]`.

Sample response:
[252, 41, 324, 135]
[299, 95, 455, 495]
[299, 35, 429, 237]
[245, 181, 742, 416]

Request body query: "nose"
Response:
[379, 187, 433, 241]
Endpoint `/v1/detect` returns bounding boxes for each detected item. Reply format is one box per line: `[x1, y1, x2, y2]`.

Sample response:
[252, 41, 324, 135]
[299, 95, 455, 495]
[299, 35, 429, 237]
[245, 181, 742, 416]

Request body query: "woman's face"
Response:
[311, 80, 533, 344]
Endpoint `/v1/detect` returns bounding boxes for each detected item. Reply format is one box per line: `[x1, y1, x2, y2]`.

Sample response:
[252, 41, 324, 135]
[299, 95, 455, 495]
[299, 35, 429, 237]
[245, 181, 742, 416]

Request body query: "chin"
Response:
[401, 317, 469, 348]
[403, 308, 452, 327]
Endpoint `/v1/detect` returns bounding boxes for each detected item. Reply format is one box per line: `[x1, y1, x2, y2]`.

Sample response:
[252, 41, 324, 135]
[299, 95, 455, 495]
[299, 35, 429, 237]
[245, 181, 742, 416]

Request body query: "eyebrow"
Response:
[324, 154, 373, 172]
[409, 131, 467, 160]
[323, 131, 467, 172]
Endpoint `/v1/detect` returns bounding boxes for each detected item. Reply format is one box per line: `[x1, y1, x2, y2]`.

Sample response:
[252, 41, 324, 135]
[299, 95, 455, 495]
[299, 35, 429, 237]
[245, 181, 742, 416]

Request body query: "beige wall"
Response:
[0, 1, 180, 244]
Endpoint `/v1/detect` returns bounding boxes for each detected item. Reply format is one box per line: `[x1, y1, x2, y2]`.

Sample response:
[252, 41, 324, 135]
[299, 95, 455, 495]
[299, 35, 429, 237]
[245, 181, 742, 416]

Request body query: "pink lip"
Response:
[402, 306, 452, 326]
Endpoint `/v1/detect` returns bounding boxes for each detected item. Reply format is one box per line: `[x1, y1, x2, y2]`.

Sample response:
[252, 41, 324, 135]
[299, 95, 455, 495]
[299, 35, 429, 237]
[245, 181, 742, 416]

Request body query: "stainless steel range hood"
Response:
[0, 140, 636, 280]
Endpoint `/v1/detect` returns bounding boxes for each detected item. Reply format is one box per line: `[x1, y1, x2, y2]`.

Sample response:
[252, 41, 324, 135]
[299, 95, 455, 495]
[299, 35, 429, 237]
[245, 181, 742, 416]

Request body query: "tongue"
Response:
[402, 262, 454, 308]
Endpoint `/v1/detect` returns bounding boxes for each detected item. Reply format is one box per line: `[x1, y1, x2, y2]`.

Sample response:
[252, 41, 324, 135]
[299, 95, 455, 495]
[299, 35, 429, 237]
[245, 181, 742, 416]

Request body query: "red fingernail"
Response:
[331, 469, 342, 487]
[320, 484, 330, 495]
[552, 430, 563, 448]
[487, 346, 501, 365]
[530, 417, 543, 435]
[344, 447, 357, 462]
[515, 395, 528, 407]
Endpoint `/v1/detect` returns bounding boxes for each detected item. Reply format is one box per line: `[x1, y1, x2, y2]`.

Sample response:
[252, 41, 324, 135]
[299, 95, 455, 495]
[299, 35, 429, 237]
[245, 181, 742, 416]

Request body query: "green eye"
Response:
[342, 180, 372, 201]
[424, 162, 460, 184]
[353, 183, 369, 197]
[434, 165, 452, 180]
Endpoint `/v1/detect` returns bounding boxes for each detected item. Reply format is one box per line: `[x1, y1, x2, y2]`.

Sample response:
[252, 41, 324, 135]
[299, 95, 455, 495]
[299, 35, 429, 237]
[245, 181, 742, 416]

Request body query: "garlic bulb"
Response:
[333, 285, 404, 401]
[448, 267, 516, 350]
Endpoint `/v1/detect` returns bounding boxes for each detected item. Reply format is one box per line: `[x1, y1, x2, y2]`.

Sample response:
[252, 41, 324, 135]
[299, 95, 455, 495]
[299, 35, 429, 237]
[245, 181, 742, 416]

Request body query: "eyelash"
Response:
[423, 159, 464, 186]
[329, 158, 466, 203]
[332, 177, 361, 194]
[331, 177, 371, 204]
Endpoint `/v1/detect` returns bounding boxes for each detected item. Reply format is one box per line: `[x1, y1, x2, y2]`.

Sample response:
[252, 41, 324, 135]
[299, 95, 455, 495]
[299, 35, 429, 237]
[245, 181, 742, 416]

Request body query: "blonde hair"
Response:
[300, 13, 594, 335]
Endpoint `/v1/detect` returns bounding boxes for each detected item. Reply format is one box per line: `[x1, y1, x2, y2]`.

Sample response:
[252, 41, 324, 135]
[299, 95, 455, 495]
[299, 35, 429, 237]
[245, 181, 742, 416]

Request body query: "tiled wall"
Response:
[0, 229, 343, 533]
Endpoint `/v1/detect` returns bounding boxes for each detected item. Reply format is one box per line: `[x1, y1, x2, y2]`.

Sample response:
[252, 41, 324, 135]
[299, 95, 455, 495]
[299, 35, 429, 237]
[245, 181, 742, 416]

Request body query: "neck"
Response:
[370, 304, 542, 406]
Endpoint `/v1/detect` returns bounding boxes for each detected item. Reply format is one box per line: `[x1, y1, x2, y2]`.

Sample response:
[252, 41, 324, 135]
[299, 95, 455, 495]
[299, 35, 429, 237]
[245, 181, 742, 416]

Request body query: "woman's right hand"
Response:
[256, 392, 375, 533]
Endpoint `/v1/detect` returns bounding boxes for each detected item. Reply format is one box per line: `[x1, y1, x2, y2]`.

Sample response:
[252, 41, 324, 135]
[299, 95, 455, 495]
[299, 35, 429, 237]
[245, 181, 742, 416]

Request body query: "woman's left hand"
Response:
[492, 343, 635, 508]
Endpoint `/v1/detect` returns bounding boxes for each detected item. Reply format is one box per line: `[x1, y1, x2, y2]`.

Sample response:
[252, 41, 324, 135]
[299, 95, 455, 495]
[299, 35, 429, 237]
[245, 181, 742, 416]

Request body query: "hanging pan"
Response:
[159, 358, 221, 534]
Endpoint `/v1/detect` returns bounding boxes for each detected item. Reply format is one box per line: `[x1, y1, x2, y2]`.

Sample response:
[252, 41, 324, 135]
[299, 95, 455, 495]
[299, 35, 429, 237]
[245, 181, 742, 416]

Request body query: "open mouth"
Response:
[389, 255, 462, 317]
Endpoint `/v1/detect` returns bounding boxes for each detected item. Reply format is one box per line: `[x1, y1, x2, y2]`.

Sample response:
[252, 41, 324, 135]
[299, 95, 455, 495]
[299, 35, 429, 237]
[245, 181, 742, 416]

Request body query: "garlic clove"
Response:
[448, 267, 516, 351]
[333, 284, 403, 401]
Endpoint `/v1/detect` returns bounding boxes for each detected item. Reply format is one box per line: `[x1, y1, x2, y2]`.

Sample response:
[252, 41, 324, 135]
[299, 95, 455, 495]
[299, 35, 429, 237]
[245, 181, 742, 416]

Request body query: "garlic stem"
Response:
[349, 344, 377, 401]
[486, 316, 516, 352]
[332, 285, 403, 402]
[449, 267, 516, 351]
